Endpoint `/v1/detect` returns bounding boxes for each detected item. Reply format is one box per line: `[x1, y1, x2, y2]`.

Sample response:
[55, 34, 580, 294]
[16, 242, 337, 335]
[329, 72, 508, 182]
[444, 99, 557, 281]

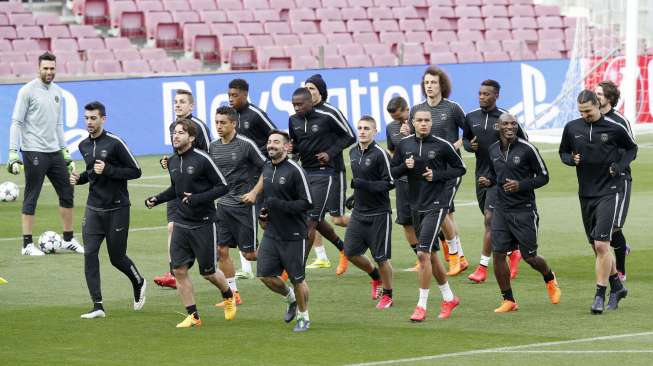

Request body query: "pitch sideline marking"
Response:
[0, 225, 167, 242]
[344, 331, 653, 366]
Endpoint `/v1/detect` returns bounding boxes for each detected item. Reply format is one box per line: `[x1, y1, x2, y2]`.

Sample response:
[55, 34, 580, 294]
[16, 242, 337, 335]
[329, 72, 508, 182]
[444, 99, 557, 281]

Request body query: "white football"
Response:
[39, 231, 62, 254]
[0, 181, 19, 202]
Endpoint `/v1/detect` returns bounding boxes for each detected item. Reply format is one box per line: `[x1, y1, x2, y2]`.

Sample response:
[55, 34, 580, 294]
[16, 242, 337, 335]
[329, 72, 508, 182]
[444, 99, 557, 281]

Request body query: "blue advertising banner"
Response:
[0, 60, 569, 162]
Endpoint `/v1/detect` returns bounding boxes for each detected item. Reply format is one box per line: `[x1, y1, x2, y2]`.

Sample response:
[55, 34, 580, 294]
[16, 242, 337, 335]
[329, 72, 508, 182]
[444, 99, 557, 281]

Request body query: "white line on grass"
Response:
[0, 225, 167, 242]
[344, 331, 653, 366]
[499, 350, 653, 354]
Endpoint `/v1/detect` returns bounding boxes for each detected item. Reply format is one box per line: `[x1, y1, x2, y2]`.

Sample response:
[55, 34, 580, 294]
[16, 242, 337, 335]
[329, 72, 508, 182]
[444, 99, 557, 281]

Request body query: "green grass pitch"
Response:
[1, 135, 652, 366]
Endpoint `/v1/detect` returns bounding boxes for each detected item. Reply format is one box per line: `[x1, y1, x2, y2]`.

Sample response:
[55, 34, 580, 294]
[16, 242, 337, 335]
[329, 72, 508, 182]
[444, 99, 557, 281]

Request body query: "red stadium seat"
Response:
[256, 45, 285, 66]
[538, 39, 565, 51]
[404, 30, 430, 43]
[122, 59, 150, 73]
[264, 21, 291, 34]
[0, 1, 26, 13]
[285, 44, 317, 58]
[475, 40, 502, 52]
[9, 12, 35, 26]
[55, 50, 82, 63]
[326, 32, 353, 44]
[347, 19, 373, 33]
[400, 19, 426, 32]
[300, 33, 327, 46]
[93, 59, 122, 73]
[511, 29, 538, 42]
[291, 20, 319, 33]
[139, 47, 167, 60]
[156, 22, 183, 49]
[266, 56, 292, 70]
[0, 62, 13, 77]
[348, 0, 374, 7]
[316, 8, 342, 20]
[508, 4, 534, 17]
[484, 17, 510, 30]
[164, 0, 191, 11]
[323, 54, 346, 68]
[345, 54, 371, 67]
[326, 0, 349, 7]
[428, 6, 455, 19]
[12, 39, 41, 52]
[455, 6, 481, 18]
[175, 58, 203, 72]
[219, 34, 247, 59]
[0, 39, 12, 52]
[373, 0, 396, 6]
[338, 43, 365, 56]
[431, 30, 457, 42]
[227, 10, 255, 22]
[70, 24, 99, 38]
[289, 8, 316, 21]
[200, 10, 227, 23]
[486, 29, 512, 41]
[189, 0, 217, 11]
[457, 17, 484, 31]
[0, 51, 26, 63]
[145, 11, 172, 39]
[458, 30, 483, 42]
[269, 0, 294, 9]
[291, 55, 318, 70]
[481, 5, 508, 17]
[364, 43, 391, 55]
[339, 7, 368, 21]
[86, 48, 114, 60]
[210, 22, 238, 35]
[192, 34, 219, 61]
[538, 28, 564, 40]
[104, 37, 133, 50]
[372, 54, 396, 66]
[535, 49, 563, 59]
[119, 11, 145, 37]
[373, 19, 400, 32]
[220, 0, 245, 10]
[424, 41, 450, 53]
[114, 48, 141, 60]
[456, 50, 483, 63]
[502, 39, 528, 52]
[11, 61, 34, 77]
[16, 25, 43, 39]
[457, 0, 481, 5]
[245, 0, 270, 9]
[401, 52, 427, 65]
[52, 38, 79, 52]
[509, 50, 536, 61]
[483, 51, 510, 62]
[237, 21, 264, 35]
[483, 0, 508, 4]
[367, 7, 395, 20]
[172, 10, 200, 24]
[426, 17, 455, 31]
[534, 5, 560, 16]
[63, 60, 89, 75]
[83, 0, 109, 26]
[43, 25, 71, 38]
[321, 20, 347, 33]
[392, 6, 421, 20]
[246, 34, 274, 47]
[400, 0, 427, 5]
[380, 31, 405, 45]
[353, 32, 380, 44]
[110, 1, 137, 28]
[510, 16, 536, 29]
[273, 33, 300, 45]
[230, 47, 258, 70]
[253, 9, 281, 22]
[537, 16, 563, 29]
[0, 26, 16, 39]
[77, 37, 106, 50]
[0, 13, 8, 26]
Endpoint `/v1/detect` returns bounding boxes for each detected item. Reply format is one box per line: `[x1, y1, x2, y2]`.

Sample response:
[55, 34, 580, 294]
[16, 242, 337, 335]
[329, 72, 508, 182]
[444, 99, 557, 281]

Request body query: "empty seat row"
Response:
[0, 58, 202, 77]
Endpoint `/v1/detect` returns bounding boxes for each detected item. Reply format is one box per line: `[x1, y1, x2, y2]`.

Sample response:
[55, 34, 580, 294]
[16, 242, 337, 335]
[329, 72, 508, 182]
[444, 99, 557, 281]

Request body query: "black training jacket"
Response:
[236, 102, 277, 153]
[559, 116, 637, 198]
[604, 108, 635, 180]
[315, 101, 357, 172]
[154, 148, 228, 225]
[168, 114, 211, 153]
[77, 130, 141, 210]
[349, 141, 394, 216]
[409, 99, 466, 145]
[289, 107, 356, 173]
[390, 134, 466, 211]
[487, 138, 549, 211]
[462, 106, 527, 178]
[261, 157, 312, 241]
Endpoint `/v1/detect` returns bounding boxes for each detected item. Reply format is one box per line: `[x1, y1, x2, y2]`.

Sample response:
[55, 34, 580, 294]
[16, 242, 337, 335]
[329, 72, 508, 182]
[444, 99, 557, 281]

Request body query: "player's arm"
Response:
[150, 179, 176, 207]
[265, 167, 312, 213]
[102, 140, 142, 180]
[194, 121, 212, 152]
[185, 157, 229, 205]
[7, 87, 29, 174]
[611, 128, 638, 176]
[518, 147, 549, 191]
[352, 149, 395, 192]
[390, 144, 409, 178]
[558, 125, 576, 166]
[461, 115, 475, 153]
[325, 114, 356, 159]
[385, 126, 395, 154]
[452, 103, 466, 150]
[434, 142, 466, 181]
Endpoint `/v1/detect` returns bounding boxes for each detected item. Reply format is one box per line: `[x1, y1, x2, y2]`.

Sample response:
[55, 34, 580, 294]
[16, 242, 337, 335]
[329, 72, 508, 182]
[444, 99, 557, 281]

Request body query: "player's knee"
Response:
[243, 251, 256, 261]
[218, 245, 230, 258]
[417, 251, 430, 262]
[173, 267, 188, 277]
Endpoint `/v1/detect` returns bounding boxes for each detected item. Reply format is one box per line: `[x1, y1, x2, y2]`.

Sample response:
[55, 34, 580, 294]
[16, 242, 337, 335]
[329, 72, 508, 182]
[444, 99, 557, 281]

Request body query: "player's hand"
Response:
[609, 162, 622, 177]
[572, 153, 581, 166]
[7, 149, 22, 175]
[61, 148, 75, 174]
[145, 196, 157, 209]
[69, 171, 79, 185]
[399, 122, 411, 136]
[470, 136, 478, 152]
[160, 155, 168, 170]
[422, 166, 433, 181]
[259, 207, 269, 221]
[345, 195, 355, 210]
[288, 142, 294, 154]
[182, 192, 192, 205]
[478, 176, 491, 187]
[502, 178, 519, 193]
[316, 152, 330, 165]
[93, 160, 105, 175]
[453, 139, 463, 150]
[241, 191, 257, 204]
[405, 154, 415, 169]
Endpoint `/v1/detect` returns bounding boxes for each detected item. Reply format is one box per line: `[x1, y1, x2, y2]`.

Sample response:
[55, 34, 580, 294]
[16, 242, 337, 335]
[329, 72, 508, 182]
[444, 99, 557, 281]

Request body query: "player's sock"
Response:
[93, 301, 104, 311]
[285, 287, 296, 303]
[63, 231, 74, 242]
[456, 236, 465, 257]
[334, 238, 345, 251]
[315, 246, 329, 261]
[239, 252, 253, 273]
[23, 234, 32, 248]
[298, 310, 309, 321]
[612, 231, 627, 275]
[542, 270, 555, 283]
[221, 288, 234, 299]
[368, 267, 381, 281]
[410, 243, 418, 255]
[227, 277, 238, 292]
[186, 304, 199, 318]
[446, 237, 458, 255]
[382, 288, 393, 298]
[418, 288, 429, 309]
[480, 255, 490, 267]
[608, 273, 623, 293]
[595, 284, 607, 299]
[501, 288, 515, 302]
[438, 282, 454, 302]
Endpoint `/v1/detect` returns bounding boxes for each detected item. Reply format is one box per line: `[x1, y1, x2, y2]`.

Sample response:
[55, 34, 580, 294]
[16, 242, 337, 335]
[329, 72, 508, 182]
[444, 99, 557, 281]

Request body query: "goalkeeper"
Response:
[7, 51, 82, 256]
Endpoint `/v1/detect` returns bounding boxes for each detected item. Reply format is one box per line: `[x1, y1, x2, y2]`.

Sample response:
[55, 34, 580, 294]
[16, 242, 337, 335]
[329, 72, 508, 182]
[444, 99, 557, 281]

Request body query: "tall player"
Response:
[71, 101, 146, 318]
[209, 106, 266, 308]
[228, 78, 277, 279]
[391, 107, 465, 322]
[154, 89, 211, 289]
[303, 74, 356, 274]
[385, 96, 420, 271]
[8, 51, 82, 256]
[595, 81, 633, 281]
[146, 119, 236, 327]
[559, 90, 636, 314]
[409, 66, 468, 276]
[463, 80, 526, 283]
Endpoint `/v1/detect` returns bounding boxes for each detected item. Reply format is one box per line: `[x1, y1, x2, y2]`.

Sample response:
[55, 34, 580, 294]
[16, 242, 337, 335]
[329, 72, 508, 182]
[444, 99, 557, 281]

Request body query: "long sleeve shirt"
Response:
[236, 102, 277, 153]
[349, 141, 394, 216]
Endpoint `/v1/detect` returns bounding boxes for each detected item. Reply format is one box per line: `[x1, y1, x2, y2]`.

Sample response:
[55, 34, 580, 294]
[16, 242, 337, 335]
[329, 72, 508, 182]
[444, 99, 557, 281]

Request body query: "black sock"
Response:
[368, 267, 381, 281]
[93, 302, 104, 311]
[382, 288, 393, 298]
[333, 239, 344, 251]
[612, 231, 627, 275]
[169, 262, 175, 276]
[595, 284, 607, 298]
[221, 289, 234, 299]
[63, 231, 73, 242]
[543, 270, 554, 283]
[185, 304, 198, 318]
[410, 243, 418, 255]
[23, 234, 33, 248]
[501, 288, 515, 302]
[609, 274, 623, 293]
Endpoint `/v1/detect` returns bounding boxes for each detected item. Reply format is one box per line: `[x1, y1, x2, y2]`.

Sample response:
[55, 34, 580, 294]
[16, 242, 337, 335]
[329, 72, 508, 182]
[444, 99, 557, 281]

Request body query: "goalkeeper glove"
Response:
[61, 148, 76, 173]
[7, 149, 22, 175]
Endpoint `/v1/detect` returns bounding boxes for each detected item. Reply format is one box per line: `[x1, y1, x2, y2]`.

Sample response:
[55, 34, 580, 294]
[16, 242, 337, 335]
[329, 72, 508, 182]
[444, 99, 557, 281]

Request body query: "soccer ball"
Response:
[39, 231, 62, 254]
[0, 181, 19, 202]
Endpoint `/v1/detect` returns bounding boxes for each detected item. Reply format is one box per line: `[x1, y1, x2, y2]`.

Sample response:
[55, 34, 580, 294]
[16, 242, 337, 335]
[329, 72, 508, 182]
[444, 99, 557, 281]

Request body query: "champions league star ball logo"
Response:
[186, 166, 195, 174]
[279, 176, 286, 184]
[427, 150, 436, 159]
[601, 133, 609, 142]
[311, 124, 319, 133]
[513, 156, 521, 165]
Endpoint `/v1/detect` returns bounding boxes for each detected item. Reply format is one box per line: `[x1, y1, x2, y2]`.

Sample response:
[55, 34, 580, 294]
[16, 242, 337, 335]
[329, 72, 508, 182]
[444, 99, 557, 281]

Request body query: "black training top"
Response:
[349, 141, 394, 216]
[315, 101, 357, 173]
[77, 129, 142, 210]
[409, 98, 466, 145]
[236, 102, 277, 153]
[168, 114, 211, 153]
[604, 108, 634, 180]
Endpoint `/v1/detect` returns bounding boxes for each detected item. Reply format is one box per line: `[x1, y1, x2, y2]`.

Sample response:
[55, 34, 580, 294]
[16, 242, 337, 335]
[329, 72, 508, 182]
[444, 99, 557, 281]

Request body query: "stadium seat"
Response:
[458, 17, 484, 31]
[11, 61, 34, 77]
[0, 1, 26, 13]
[345, 54, 371, 67]
[347, 19, 374, 33]
[264, 21, 291, 34]
[337, 43, 365, 56]
[285, 44, 318, 58]
[43, 25, 72, 39]
[512, 29, 538, 42]
[0, 13, 8, 26]
[256, 45, 285, 66]
[145, 11, 172, 39]
[449, 40, 475, 52]
[326, 32, 353, 44]
[0, 39, 12, 52]
[0, 62, 12, 77]
[400, 0, 427, 5]
[431, 30, 457, 42]
[93, 59, 122, 73]
[236, 21, 264, 34]
[321, 20, 347, 33]
[114, 48, 141, 60]
[189, 0, 217, 11]
[266, 56, 292, 70]
[182, 23, 209, 52]
[373, 0, 396, 6]
[244, 0, 270, 9]
[349, 0, 374, 7]
[372, 54, 396, 66]
[122, 59, 150, 73]
[16, 25, 43, 39]
[269, 0, 295, 9]
[227, 10, 255, 22]
[316, 8, 342, 20]
[291, 20, 319, 33]
[12, 39, 41, 52]
[502, 39, 528, 52]
[156, 22, 183, 49]
[219, 34, 247, 60]
[537, 16, 563, 29]
[273, 33, 300, 45]
[367, 7, 395, 20]
[110, 1, 137, 28]
[534, 5, 560, 16]
[510, 16, 537, 29]
[300, 33, 327, 46]
[0, 51, 26, 63]
[219, 0, 244, 10]
[483, 51, 510, 62]
[192, 34, 219, 61]
[564, 17, 577, 28]
[200, 10, 227, 22]
[291, 55, 318, 70]
[119, 11, 145, 37]
[52, 38, 79, 52]
[458, 30, 484, 42]
[289, 8, 316, 21]
[457, 0, 482, 5]
[339, 7, 368, 21]
[175, 58, 202, 72]
[230, 47, 258, 70]
[428, 6, 455, 19]
[253, 9, 281, 22]
[363, 43, 391, 56]
[401, 52, 426, 65]
[164, 0, 191, 11]
[86, 48, 114, 60]
[484, 17, 510, 30]
[77, 37, 106, 50]
[392, 6, 421, 20]
[83, 0, 109, 26]
[455, 6, 482, 18]
[535, 49, 563, 59]
[55, 50, 82, 63]
[399, 19, 426, 32]
[326, 0, 349, 7]
[538, 39, 565, 51]
[323, 55, 345, 68]
[373, 19, 400, 32]
[0, 26, 16, 39]
[379, 31, 405, 45]
[456, 50, 483, 63]
[353, 32, 380, 44]
[475, 40, 502, 53]
[486, 29, 512, 41]
[172, 10, 200, 24]
[483, 0, 508, 4]
[246, 34, 274, 47]
[481, 5, 508, 17]
[424, 41, 450, 53]
[508, 4, 534, 17]
[210, 22, 238, 35]
[426, 17, 455, 31]
[404, 31, 431, 43]
[509, 49, 536, 61]
[538, 28, 564, 40]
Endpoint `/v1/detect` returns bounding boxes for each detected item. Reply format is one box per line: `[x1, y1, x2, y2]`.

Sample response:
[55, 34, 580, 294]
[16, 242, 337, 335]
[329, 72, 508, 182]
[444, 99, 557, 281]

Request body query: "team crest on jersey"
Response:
[364, 158, 372, 166]
[427, 150, 436, 159]
[231, 152, 238, 160]
[440, 113, 447, 120]
[54, 96, 59, 103]
[601, 133, 609, 142]
[493, 123, 499, 130]
[100, 150, 108, 159]
[279, 176, 286, 184]
[513, 156, 521, 165]
[242, 120, 250, 129]
[311, 124, 319, 133]
[186, 166, 195, 174]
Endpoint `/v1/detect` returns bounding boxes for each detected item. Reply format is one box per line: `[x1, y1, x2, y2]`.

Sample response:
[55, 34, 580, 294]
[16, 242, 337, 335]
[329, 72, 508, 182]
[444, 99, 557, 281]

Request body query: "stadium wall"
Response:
[0, 60, 571, 162]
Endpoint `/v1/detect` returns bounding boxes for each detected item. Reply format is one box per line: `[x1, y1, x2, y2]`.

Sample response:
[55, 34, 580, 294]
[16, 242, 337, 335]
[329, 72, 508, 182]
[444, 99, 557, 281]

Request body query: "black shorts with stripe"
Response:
[491, 209, 539, 258]
[257, 236, 307, 284]
[413, 208, 448, 253]
[344, 212, 392, 263]
[307, 174, 334, 222]
[166, 198, 179, 222]
[170, 222, 217, 276]
[327, 170, 347, 217]
[444, 177, 462, 213]
[216, 203, 258, 253]
[614, 178, 631, 229]
[580, 194, 620, 244]
[394, 179, 412, 225]
[476, 184, 498, 214]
